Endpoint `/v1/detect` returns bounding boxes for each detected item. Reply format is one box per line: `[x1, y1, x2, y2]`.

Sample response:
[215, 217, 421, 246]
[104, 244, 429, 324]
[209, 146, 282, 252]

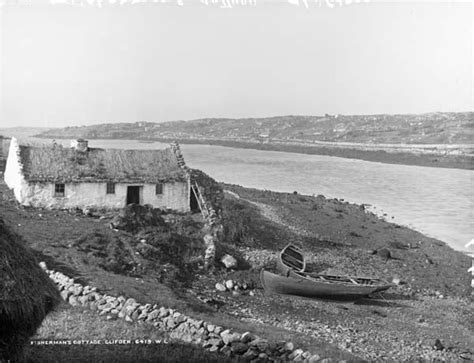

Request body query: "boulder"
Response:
[279, 341, 294, 352]
[146, 309, 160, 322]
[221, 254, 238, 269]
[240, 332, 255, 344]
[68, 296, 79, 306]
[158, 307, 170, 318]
[165, 317, 177, 329]
[60, 290, 71, 301]
[288, 348, 304, 360]
[249, 338, 269, 351]
[230, 342, 249, 355]
[206, 338, 224, 348]
[225, 280, 234, 290]
[221, 330, 241, 345]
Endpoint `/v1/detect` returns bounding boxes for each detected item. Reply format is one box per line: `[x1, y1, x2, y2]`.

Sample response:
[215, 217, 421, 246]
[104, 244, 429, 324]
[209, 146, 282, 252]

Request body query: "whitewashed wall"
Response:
[14, 181, 190, 212]
[4, 137, 31, 204]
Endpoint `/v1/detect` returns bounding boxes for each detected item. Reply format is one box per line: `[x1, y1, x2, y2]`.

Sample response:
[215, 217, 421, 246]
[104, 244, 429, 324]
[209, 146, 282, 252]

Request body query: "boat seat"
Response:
[283, 255, 304, 269]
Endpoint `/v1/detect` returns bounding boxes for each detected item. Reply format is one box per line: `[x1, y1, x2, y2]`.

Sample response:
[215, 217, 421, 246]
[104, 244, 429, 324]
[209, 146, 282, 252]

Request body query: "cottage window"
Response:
[54, 183, 65, 197]
[106, 182, 115, 194]
[155, 183, 163, 195]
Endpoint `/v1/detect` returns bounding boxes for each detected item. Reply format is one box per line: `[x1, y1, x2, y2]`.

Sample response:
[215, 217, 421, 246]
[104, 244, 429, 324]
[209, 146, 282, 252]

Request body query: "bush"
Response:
[110, 204, 166, 233]
[220, 199, 288, 250]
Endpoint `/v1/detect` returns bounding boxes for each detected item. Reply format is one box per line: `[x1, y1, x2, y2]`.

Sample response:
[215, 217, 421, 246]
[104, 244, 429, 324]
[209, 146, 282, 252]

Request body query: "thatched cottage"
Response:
[4, 138, 195, 211]
[0, 217, 60, 359]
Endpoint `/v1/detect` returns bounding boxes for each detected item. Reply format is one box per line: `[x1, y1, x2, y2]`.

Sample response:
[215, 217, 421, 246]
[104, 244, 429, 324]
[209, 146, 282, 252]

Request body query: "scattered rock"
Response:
[225, 280, 234, 290]
[392, 277, 402, 285]
[215, 283, 226, 292]
[376, 248, 392, 259]
[433, 339, 444, 351]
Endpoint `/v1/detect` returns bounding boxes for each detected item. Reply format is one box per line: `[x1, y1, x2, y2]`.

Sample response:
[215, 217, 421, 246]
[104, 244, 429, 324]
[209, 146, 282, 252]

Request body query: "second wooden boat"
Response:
[277, 244, 306, 274]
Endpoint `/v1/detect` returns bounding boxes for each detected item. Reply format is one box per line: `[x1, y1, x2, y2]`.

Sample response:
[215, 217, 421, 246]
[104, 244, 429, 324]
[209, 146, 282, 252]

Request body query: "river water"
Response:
[28, 138, 474, 252]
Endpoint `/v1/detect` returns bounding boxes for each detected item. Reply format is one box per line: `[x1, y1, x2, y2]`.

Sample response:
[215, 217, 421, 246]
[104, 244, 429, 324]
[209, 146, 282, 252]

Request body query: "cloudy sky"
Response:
[1, 0, 472, 127]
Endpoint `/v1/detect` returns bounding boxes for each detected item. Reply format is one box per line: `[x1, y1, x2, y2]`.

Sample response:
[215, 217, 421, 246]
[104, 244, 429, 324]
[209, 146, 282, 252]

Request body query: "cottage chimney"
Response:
[71, 139, 89, 152]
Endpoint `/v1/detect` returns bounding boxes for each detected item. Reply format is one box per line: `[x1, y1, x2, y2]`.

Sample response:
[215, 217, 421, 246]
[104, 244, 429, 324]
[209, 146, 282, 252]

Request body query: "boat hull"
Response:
[261, 270, 391, 299]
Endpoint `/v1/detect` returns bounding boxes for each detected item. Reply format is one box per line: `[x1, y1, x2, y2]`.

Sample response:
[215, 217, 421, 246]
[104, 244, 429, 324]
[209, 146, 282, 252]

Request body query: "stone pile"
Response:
[40, 262, 325, 362]
[215, 279, 255, 296]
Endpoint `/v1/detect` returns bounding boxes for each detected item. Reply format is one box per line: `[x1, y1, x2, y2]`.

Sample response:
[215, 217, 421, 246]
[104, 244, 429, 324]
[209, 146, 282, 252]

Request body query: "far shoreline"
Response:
[30, 134, 474, 170]
[145, 137, 474, 170]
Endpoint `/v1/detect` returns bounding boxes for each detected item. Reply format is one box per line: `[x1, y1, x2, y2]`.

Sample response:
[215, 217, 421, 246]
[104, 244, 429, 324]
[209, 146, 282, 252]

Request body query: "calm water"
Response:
[30, 138, 474, 252]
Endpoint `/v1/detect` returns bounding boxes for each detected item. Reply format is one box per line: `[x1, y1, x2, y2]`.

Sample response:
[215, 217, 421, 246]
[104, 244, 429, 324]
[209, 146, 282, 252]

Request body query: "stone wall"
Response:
[40, 262, 324, 362]
[170, 141, 223, 268]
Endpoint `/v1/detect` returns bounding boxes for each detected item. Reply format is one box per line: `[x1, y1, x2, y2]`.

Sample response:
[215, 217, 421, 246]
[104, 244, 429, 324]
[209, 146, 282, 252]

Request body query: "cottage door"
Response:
[126, 186, 140, 205]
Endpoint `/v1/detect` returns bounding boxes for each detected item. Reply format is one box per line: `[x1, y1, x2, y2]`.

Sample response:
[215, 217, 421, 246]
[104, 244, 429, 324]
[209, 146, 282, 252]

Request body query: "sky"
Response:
[0, 0, 472, 128]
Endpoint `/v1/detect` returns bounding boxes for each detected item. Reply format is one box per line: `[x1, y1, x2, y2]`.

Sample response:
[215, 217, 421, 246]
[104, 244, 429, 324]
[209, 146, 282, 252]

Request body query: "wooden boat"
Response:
[271, 243, 392, 298]
[260, 270, 392, 299]
[277, 244, 306, 274]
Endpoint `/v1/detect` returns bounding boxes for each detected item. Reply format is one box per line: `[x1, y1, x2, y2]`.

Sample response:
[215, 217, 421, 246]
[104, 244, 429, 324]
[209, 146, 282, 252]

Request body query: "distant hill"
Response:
[0, 127, 53, 140]
[36, 112, 473, 145]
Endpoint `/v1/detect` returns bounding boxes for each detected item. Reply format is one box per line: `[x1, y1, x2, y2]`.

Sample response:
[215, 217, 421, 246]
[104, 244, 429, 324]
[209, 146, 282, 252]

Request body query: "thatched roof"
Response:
[19, 145, 187, 183]
[0, 217, 60, 359]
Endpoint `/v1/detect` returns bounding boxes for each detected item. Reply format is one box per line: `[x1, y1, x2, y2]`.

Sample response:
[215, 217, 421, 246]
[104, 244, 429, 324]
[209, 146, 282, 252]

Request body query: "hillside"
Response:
[36, 112, 473, 145]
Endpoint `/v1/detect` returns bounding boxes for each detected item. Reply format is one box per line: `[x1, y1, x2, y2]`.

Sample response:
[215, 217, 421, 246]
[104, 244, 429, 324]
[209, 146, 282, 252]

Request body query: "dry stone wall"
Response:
[39, 262, 326, 362]
[170, 141, 224, 268]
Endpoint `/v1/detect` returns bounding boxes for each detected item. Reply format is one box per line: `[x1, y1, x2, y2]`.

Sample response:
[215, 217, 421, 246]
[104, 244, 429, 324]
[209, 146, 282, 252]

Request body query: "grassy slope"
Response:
[22, 303, 237, 363]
